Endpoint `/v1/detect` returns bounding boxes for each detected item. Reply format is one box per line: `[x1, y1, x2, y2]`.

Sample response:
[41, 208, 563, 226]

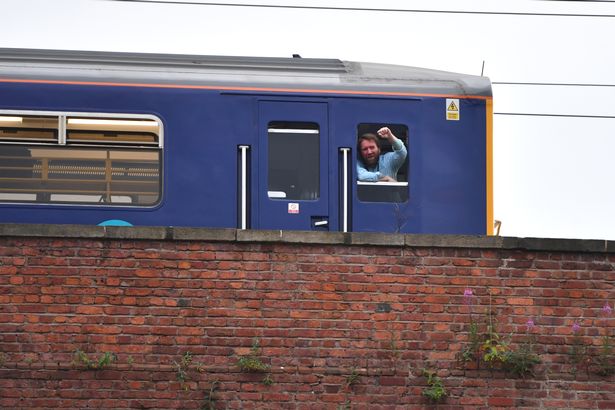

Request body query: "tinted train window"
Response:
[267, 122, 319, 201]
[0, 112, 162, 206]
[356, 123, 409, 203]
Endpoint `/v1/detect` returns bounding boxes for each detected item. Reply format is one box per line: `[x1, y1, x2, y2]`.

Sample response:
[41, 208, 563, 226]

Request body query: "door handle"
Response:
[311, 216, 329, 230]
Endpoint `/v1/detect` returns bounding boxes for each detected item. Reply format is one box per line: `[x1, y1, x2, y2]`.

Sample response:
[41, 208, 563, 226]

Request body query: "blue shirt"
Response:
[357, 139, 407, 182]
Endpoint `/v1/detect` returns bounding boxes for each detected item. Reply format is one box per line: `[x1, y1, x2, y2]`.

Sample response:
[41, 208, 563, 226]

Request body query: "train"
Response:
[0, 48, 492, 234]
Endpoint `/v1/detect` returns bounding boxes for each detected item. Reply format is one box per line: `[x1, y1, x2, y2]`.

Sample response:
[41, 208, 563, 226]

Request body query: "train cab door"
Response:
[343, 98, 420, 234]
[256, 100, 331, 231]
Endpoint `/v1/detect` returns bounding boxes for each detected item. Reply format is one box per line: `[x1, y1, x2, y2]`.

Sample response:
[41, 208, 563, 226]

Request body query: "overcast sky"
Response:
[2, 0, 615, 240]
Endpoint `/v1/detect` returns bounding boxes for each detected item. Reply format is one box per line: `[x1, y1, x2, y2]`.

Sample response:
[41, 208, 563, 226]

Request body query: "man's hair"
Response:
[357, 133, 380, 152]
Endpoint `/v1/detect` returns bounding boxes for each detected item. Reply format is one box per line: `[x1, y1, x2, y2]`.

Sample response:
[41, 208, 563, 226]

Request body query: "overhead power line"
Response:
[96, 0, 615, 18]
[495, 112, 615, 119]
[493, 82, 615, 88]
[534, 0, 615, 3]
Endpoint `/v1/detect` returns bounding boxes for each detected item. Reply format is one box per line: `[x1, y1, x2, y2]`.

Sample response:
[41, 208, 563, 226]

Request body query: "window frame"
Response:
[266, 121, 321, 202]
[356, 123, 409, 204]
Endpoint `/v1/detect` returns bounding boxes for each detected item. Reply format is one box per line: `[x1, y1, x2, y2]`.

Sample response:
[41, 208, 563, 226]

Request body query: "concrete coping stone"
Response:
[0, 223, 613, 253]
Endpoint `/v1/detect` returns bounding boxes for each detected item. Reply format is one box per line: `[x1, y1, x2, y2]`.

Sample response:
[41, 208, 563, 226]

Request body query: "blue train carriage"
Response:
[0, 48, 493, 234]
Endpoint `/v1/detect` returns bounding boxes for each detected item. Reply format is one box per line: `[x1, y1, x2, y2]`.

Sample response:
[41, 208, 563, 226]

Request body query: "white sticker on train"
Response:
[446, 99, 460, 121]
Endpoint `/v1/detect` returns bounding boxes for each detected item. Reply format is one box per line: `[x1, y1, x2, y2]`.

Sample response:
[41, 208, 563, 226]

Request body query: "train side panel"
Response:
[0, 82, 245, 227]
[0, 81, 489, 234]
[329, 96, 487, 234]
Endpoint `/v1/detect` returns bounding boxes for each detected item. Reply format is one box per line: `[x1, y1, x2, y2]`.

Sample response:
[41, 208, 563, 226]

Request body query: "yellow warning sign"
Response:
[446, 98, 460, 121]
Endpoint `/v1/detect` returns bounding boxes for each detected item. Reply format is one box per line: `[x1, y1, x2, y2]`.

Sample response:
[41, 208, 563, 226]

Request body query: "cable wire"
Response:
[493, 82, 615, 87]
[95, 0, 615, 18]
[495, 112, 615, 119]
[534, 0, 615, 3]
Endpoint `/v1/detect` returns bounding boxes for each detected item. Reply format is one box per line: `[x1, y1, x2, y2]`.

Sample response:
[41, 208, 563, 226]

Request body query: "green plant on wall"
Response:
[482, 323, 510, 368]
[569, 322, 589, 375]
[336, 400, 351, 410]
[200, 380, 219, 410]
[457, 288, 481, 365]
[388, 331, 401, 360]
[174, 351, 194, 390]
[481, 295, 510, 368]
[457, 289, 542, 377]
[345, 368, 360, 387]
[501, 319, 541, 377]
[594, 302, 614, 376]
[593, 335, 614, 376]
[172, 351, 208, 391]
[237, 339, 270, 373]
[72, 349, 116, 370]
[422, 369, 447, 403]
[459, 320, 481, 364]
[460, 299, 510, 369]
[262, 374, 274, 386]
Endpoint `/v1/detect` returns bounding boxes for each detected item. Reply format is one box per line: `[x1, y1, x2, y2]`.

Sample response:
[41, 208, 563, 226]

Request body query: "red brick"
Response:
[378, 377, 406, 386]
[8, 276, 24, 285]
[488, 396, 515, 407]
[507, 297, 534, 306]
[76, 306, 104, 315]
[459, 396, 488, 405]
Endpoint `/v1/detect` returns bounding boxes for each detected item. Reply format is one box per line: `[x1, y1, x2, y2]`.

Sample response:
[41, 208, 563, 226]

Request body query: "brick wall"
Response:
[0, 225, 614, 409]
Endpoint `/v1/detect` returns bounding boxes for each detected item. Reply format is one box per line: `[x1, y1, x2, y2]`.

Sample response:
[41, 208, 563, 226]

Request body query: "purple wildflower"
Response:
[463, 288, 473, 305]
[602, 302, 612, 316]
[526, 319, 535, 332]
[572, 322, 581, 334]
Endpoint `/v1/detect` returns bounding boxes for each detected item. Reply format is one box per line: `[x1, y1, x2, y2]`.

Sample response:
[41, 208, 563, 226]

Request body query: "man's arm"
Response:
[378, 127, 407, 173]
[357, 162, 397, 182]
[356, 161, 380, 182]
[389, 138, 407, 168]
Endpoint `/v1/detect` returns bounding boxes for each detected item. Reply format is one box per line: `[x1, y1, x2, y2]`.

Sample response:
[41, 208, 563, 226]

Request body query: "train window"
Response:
[356, 123, 409, 203]
[267, 122, 320, 201]
[0, 114, 58, 143]
[66, 117, 160, 145]
[0, 111, 162, 206]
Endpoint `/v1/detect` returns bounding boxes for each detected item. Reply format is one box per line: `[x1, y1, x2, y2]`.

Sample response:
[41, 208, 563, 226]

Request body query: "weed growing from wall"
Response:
[422, 369, 447, 403]
[481, 303, 510, 369]
[569, 322, 589, 375]
[457, 289, 541, 377]
[502, 319, 541, 378]
[237, 339, 270, 373]
[262, 374, 274, 386]
[594, 302, 614, 376]
[345, 368, 361, 387]
[336, 400, 351, 410]
[458, 288, 481, 365]
[174, 351, 194, 390]
[72, 349, 116, 370]
[200, 380, 219, 410]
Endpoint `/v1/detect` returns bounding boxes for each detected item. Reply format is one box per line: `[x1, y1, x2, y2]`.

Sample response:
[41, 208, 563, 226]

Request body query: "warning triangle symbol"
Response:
[447, 101, 458, 111]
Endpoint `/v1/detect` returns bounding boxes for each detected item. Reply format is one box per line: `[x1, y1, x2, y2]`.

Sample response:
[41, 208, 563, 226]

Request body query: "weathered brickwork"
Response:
[0, 226, 614, 409]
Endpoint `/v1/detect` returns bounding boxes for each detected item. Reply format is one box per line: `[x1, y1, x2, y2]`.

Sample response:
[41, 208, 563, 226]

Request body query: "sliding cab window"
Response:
[356, 123, 409, 203]
[0, 112, 162, 206]
[267, 121, 320, 201]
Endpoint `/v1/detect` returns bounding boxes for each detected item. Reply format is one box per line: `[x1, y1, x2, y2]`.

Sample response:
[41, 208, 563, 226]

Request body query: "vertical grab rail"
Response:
[238, 145, 250, 230]
[340, 148, 351, 233]
[58, 115, 66, 145]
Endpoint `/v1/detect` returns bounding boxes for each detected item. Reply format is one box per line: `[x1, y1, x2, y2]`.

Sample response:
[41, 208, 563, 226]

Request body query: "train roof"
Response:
[0, 48, 492, 98]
